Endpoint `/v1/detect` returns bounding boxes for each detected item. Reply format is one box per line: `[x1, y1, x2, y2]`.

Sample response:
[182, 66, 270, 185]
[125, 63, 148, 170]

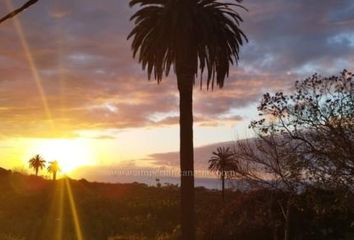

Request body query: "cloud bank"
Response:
[0, 0, 352, 138]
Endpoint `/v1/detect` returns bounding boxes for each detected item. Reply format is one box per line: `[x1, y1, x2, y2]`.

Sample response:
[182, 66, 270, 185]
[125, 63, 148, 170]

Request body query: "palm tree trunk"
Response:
[35, 168, 38, 176]
[53, 172, 57, 181]
[177, 72, 195, 240]
[221, 173, 225, 203]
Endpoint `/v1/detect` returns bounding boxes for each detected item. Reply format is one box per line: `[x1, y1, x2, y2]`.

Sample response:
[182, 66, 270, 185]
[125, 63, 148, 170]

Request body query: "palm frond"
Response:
[28, 154, 46, 169]
[128, 0, 247, 89]
[208, 146, 236, 175]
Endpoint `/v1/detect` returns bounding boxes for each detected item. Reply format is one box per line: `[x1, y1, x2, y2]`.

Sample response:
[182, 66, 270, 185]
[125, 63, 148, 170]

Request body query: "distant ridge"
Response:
[0, 167, 10, 176]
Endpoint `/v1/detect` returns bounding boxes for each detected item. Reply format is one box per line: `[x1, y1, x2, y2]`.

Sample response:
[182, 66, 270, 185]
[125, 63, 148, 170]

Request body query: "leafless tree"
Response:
[250, 70, 354, 189]
[232, 70, 354, 240]
[233, 131, 303, 240]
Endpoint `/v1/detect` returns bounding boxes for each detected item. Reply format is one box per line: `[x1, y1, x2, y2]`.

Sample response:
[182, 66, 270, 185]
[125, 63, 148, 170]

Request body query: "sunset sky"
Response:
[0, 0, 353, 181]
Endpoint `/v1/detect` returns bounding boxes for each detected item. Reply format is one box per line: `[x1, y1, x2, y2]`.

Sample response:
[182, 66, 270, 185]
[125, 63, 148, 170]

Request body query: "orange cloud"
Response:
[0, 0, 353, 139]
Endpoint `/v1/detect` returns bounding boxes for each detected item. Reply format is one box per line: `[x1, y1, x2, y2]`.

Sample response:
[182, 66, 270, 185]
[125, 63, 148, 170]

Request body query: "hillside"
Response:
[1, 168, 353, 240]
[0, 168, 225, 240]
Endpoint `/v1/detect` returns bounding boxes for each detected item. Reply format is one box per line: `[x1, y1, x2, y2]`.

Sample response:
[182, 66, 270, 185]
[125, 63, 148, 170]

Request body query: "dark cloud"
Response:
[68, 140, 235, 182]
[241, 0, 354, 74]
[149, 141, 234, 170]
[0, 0, 352, 137]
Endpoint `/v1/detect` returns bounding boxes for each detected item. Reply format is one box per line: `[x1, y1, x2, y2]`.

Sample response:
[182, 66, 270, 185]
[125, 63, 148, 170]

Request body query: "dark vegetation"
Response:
[0, 168, 221, 240]
[207, 70, 354, 240]
[204, 188, 354, 240]
[0, 168, 353, 240]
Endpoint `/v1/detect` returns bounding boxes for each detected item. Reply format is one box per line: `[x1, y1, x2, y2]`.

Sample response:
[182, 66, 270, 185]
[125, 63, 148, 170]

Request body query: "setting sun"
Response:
[28, 139, 96, 174]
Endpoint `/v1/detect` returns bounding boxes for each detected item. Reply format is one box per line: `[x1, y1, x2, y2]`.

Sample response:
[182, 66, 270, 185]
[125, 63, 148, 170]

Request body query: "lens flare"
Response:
[65, 178, 84, 240]
[5, 0, 54, 129]
[56, 180, 65, 240]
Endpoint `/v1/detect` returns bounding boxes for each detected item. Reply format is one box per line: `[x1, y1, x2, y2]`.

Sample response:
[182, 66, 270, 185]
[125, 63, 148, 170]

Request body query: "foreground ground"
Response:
[0, 168, 353, 240]
[0, 168, 223, 240]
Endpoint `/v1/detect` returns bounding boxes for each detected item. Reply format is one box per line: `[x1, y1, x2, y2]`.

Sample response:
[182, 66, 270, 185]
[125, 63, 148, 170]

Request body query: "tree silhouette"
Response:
[128, 1, 247, 238]
[232, 70, 354, 239]
[250, 70, 354, 189]
[209, 147, 235, 202]
[233, 135, 302, 240]
[28, 154, 46, 176]
[47, 160, 60, 181]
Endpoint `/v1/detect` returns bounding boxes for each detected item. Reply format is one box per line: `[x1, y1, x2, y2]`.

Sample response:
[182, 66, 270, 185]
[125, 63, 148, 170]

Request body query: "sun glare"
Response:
[29, 139, 96, 174]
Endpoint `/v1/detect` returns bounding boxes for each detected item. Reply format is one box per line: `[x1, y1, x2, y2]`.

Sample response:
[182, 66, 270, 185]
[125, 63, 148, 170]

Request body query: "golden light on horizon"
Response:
[28, 139, 96, 174]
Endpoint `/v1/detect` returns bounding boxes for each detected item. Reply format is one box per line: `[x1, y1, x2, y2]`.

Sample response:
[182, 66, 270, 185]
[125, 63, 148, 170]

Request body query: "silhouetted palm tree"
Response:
[28, 154, 46, 176]
[47, 161, 60, 181]
[128, 0, 247, 238]
[209, 147, 235, 202]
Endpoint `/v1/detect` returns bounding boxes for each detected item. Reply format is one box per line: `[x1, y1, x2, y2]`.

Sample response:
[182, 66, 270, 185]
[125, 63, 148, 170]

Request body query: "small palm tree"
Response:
[209, 147, 235, 202]
[47, 161, 60, 181]
[28, 154, 46, 176]
[128, 1, 247, 238]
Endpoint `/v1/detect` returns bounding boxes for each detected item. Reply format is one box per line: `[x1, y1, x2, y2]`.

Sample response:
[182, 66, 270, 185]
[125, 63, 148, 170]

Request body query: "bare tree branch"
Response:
[0, 0, 38, 25]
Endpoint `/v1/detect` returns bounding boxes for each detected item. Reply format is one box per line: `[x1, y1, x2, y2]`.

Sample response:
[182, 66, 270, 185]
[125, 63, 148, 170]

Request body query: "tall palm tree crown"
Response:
[28, 154, 46, 176]
[128, 0, 247, 88]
